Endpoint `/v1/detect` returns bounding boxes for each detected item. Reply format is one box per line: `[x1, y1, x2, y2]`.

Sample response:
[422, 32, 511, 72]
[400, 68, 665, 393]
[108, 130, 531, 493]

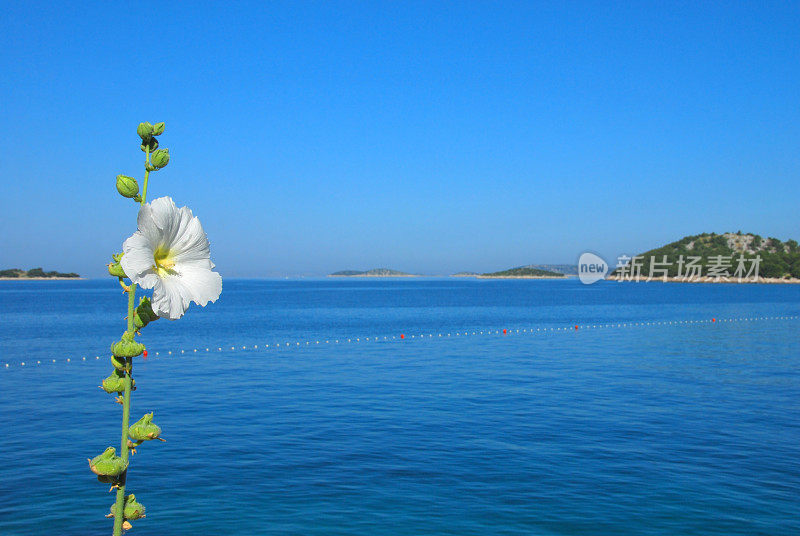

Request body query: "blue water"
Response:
[1, 279, 799, 535]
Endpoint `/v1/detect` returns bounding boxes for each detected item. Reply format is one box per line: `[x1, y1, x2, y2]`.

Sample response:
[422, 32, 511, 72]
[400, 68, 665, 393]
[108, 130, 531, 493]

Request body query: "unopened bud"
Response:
[129, 412, 162, 441]
[108, 494, 146, 521]
[111, 331, 145, 358]
[111, 354, 128, 371]
[150, 148, 170, 169]
[152, 122, 165, 136]
[134, 297, 159, 329]
[88, 447, 128, 477]
[108, 253, 126, 277]
[108, 263, 126, 278]
[137, 122, 154, 140]
[101, 369, 135, 394]
[116, 175, 139, 199]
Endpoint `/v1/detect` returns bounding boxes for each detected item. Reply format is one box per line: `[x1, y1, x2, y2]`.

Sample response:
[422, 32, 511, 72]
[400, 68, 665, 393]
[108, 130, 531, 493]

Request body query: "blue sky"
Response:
[1, 2, 798, 277]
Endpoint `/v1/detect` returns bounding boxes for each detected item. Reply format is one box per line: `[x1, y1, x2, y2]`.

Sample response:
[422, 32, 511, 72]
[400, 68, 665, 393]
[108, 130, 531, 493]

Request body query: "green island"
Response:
[610, 232, 800, 281]
[524, 264, 578, 275]
[453, 265, 576, 278]
[479, 266, 566, 278]
[1, 267, 81, 279]
[329, 268, 417, 277]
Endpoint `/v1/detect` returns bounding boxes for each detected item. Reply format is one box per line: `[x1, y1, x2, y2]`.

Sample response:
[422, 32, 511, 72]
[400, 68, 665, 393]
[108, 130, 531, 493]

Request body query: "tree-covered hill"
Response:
[520, 264, 578, 275]
[481, 266, 565, 278]
[1, 267, 80, 278]
[612, 232, 800, 279]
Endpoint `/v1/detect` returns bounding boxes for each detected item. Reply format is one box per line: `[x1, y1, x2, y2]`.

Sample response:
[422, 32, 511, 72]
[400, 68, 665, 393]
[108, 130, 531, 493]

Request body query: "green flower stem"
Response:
[112, 147, 151, 536]
[141, 146, 151, 206]
[112, 288, 136, 536]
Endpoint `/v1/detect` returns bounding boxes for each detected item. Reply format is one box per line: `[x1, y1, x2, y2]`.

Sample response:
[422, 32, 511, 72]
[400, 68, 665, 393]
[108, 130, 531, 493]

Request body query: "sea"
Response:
[0, 278, 798, 535]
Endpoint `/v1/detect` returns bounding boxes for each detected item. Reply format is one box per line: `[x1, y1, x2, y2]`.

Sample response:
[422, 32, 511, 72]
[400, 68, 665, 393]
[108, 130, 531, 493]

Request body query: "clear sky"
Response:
[1, 2, 798, 277]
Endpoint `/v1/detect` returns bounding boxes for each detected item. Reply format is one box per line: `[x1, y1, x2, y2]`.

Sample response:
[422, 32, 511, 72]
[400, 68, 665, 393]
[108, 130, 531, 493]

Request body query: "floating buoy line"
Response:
[2, 316, 798, 370]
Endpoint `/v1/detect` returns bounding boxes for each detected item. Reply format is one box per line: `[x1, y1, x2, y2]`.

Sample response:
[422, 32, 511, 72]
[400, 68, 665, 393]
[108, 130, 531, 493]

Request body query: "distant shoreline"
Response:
[476, 275, 571, 279]
[606, 275, 800, 284]
[328, 274, 420, 278]
[327, 274, 573, 279]
[0, 277, 85, 281]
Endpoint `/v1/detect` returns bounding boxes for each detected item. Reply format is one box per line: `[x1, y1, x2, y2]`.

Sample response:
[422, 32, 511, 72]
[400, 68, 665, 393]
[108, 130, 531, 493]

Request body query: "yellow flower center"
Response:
[153, 245, 178, 277]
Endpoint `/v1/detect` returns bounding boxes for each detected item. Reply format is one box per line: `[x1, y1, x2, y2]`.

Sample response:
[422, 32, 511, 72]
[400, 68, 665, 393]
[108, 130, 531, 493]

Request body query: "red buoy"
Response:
[503, 329, 507, 334]
[143, 350, 148, 359]
[400, 334, 405, 339]
[712, 318, 716, 322]
[574, 325, 579, 330]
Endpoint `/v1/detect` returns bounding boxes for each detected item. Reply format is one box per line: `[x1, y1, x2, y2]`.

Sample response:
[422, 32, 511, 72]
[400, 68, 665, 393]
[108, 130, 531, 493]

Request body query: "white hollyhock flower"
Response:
[121, 197, 222, 320]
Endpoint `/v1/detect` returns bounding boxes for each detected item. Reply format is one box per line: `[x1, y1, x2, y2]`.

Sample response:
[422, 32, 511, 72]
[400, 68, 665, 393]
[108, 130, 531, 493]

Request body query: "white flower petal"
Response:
[179, 265, 222, 307]
[150, 197, 195, 252]
[171, 213, 213, 266]
[135, 271, 160, 290]
[150, 275, 191, 320]
[149, 266, 221, 320]
[135, 203, 161, 251]
[121, 232, 155, 280]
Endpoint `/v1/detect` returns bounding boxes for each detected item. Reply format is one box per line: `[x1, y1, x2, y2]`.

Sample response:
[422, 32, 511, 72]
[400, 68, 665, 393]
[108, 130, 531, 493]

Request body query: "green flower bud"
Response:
[140, 137, 158, 153]
[88, 447, 128, 477]
[137, 122, 154, 140]
[108, 253, 126, 278]
[108, 263, 126, 278]
[111, 331, 145, 358]
[111, 354, 128, 371]
[124, 494, 146, 520]
[100, 369, 135, 393]
[150, 148, 170, 169]
[152, 122, 165, 136]
[108, 494, 146, 521]
[133, 297, 159, 329]
[115, 175, 139, 199]
[129, 412, 162, 441]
